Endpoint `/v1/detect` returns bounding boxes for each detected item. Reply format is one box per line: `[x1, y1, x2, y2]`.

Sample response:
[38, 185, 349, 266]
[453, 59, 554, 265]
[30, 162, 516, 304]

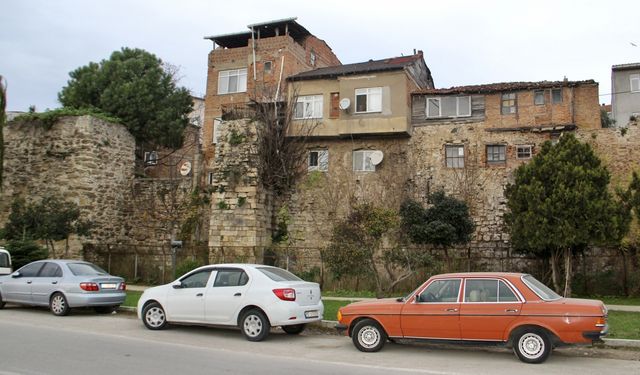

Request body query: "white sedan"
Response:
[137, 264, 323, 341]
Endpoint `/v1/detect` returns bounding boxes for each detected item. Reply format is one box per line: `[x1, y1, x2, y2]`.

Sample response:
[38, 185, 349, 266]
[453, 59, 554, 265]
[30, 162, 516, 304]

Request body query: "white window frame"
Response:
[294, 95, 323, 119]
[445, 144, 465, 168]
[217, 68, 247, 95]
[144, 151, 158, 166]
[631, 74, 640, 93]
[353, 150, 376, 172]
[308, 149, 328, 172]
[355, 87, 382, 114]
[426, 96, 471, 118]
[516, 145, 532, 159]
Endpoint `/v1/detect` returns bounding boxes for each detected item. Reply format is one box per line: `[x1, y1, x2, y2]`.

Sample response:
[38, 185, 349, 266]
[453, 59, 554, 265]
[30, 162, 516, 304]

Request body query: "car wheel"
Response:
[240, 309, 270, 342]
[282, 324, 306, 335]
[513, 328, 551, 364]
[50, 293, 70, 316]
[94, 305, 118, 314]
[352, 319, 387, 352]
[142, 302, 167, 330]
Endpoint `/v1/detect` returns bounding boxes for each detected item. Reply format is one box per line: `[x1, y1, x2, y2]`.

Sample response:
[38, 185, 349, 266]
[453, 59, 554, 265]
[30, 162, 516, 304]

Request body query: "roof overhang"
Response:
[204, 17, 311, 48]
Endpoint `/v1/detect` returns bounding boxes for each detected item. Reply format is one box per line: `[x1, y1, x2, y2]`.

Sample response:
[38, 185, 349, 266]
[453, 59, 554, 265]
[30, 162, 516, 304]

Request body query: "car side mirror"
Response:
[11, 271, 21, 278]
[415, 294, 422, 303]
[172, 281, 183, 289]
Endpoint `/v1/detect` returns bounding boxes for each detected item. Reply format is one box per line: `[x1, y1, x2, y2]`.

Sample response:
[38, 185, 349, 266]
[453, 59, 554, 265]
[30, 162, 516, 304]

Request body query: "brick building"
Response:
[202, 17, 341, 181]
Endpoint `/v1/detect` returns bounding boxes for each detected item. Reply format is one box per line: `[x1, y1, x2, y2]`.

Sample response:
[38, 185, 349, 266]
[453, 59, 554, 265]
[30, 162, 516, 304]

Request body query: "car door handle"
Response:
[196, 293, 203, 297]
[51, 281, 58, 284]
[505, 309, 519, 313]
[234, 293, 242, 297]
[27, 281, 32, 284]
[445, 308, 458, 312]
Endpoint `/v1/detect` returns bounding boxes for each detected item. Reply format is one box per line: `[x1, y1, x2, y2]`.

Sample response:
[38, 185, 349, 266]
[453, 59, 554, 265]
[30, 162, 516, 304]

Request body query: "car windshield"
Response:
[257, 267, 302, 282]
[67, 262, 108, 276]
[522, 274, 562, 301]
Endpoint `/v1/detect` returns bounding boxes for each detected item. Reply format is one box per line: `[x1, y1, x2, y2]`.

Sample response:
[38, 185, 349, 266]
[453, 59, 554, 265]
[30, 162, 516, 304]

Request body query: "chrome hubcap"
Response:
[145, 307, 165, 327]
[358, 326, 380, 348]
[519, 333, 544, 359]
[51, 295, 65, 314]
[244, 315, 262, 337]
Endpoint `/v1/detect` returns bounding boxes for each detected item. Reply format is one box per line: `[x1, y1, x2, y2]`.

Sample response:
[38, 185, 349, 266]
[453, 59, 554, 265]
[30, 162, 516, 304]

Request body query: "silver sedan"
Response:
[0, 259, 126, 316]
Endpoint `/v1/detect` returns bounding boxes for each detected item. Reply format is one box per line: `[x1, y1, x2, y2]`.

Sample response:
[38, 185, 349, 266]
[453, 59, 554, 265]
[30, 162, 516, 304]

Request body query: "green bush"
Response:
[175, 258, 205, 278]
[5, 239, 48, 270]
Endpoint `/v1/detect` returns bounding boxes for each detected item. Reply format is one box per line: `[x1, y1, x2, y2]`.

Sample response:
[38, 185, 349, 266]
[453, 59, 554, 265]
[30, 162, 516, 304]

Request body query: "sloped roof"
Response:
[413, 80, 597, 95]
[612, 62, 640, 72]
[288, 53, 423, 81]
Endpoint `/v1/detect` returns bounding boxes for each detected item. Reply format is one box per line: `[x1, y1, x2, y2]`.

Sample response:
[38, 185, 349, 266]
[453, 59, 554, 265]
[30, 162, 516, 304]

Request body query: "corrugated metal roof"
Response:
[204, 17, 311, 48]
[288, 53, 423, 81]
[413, 80, 597, 95]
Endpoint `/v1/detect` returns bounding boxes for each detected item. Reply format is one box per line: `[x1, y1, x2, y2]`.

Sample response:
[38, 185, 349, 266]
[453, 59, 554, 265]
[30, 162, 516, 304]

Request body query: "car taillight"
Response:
[595, 316, 607, 327]
[80, 282, 99, 291]
[273, 288, 296, 301]
[119, 282, 126, 291]
[337, 309, 343, 322]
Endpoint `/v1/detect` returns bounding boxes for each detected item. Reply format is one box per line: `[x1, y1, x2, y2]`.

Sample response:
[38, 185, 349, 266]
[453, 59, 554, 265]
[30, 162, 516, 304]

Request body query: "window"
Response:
[534, 90, 545, 105]
[217, 68, 247, 95]
[501, 93, 517, 114]
[551, 88, 563, 103]
[207, 172, 215, 185]
[486, 145, 506, 164]
[355, 87, 382, 113]
[264, 61, 272, 74]
[257, 266, 302, 282]
[630, 74, 640, 92]
[353, 150, 376, 172]
[516, 145, 532, 159]
[294, 95, 323, 119]
[212, 119, 222, 144]
[213, 269, 249, 287]
[67, 263, 108, 276]
[144, 151, 158, 166]
[39, 263, 63, 278]
[180, 270, 213, 288]
[522, 274, 562, 301]
[18, 262, 44, 277]
[445, 145, 465, 168]
[464, 279, 519, 302]
[0, 253, 9, 268]
[309, 50, 316, 66]
[418, 279, 461, 303]
[308, 149, 328, 171]
[426, 96, 471, 118]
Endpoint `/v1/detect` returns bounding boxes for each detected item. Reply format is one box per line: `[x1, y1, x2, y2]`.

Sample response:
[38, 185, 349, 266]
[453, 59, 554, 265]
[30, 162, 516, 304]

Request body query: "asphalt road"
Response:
[0, 306, 638, 375]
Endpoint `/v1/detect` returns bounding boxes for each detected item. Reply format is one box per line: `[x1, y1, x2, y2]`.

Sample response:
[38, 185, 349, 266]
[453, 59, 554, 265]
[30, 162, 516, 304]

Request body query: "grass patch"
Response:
[323, 299, 354, 321]
[124, 290, 142, 308]
[607, 311, 640, 340]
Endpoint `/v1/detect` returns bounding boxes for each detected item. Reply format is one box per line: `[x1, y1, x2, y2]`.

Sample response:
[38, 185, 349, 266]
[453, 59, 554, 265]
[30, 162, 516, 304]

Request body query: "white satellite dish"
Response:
[179, 161, 192, 176]
[339, 98, 351, 110]
[369, 150, 384, 165]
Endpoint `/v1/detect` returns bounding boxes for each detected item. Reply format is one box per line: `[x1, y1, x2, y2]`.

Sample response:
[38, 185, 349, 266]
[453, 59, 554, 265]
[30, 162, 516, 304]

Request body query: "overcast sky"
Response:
[2, 0, 639, 112]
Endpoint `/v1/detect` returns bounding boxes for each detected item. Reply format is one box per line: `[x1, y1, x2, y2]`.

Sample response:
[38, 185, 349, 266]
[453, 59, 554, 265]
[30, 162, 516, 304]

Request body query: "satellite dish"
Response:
[369, 150, 384, 165]
[179, 161, 192, 176]
[339, 98, 351, 110]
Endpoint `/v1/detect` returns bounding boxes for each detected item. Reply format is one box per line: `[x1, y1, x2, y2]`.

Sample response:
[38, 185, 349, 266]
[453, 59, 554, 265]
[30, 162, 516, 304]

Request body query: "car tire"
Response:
[50, 293, 70, 316]
[352, 319, 387, 352]
[94, 305, 118, 314]
[512, 328, 551, 364]
[142, 302, 168, 330]
[240, 309, 270, 342]
[282, 324, 306, 335]
[0, 292, 5, 309]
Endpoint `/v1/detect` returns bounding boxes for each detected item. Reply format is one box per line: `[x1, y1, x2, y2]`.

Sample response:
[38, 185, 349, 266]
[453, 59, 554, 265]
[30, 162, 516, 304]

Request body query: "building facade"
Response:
[611, 63, 640, 127]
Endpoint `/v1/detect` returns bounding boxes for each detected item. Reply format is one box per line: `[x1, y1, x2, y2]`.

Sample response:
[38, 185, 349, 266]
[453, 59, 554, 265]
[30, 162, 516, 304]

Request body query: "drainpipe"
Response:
[251, 27, 257, 81]
[275, 55, 285, 118]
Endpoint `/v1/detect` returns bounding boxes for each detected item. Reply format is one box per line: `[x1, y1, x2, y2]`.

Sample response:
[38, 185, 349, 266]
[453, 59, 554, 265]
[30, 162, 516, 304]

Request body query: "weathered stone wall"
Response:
[1, 116, 135, 256]
[208, 119, 273, 258]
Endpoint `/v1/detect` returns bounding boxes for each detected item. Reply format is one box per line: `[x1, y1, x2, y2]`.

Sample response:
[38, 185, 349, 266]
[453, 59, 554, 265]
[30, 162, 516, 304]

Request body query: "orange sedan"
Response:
[336, 272, 607, 363]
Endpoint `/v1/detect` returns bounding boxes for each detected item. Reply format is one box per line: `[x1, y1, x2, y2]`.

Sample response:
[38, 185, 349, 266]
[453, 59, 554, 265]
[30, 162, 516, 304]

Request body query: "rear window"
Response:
[0, 253, 10, 268]
[67, 263, 108, 276]
[522, 274, 562, 301]
[257, 267, 302, 282]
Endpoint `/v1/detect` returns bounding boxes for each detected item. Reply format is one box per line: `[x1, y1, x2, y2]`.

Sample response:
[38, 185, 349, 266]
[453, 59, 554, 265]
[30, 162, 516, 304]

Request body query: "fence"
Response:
[83, 243, 639, 296]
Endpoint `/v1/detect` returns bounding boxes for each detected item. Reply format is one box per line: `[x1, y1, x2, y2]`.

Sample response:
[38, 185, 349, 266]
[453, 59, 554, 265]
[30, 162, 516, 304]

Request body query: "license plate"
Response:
[101, 283, 117, 289]
[304, 310, 318, 319]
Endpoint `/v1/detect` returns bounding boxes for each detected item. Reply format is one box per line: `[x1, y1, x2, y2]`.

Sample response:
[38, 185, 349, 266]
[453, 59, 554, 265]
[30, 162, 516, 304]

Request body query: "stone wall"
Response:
[1, 116, 135, 256]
